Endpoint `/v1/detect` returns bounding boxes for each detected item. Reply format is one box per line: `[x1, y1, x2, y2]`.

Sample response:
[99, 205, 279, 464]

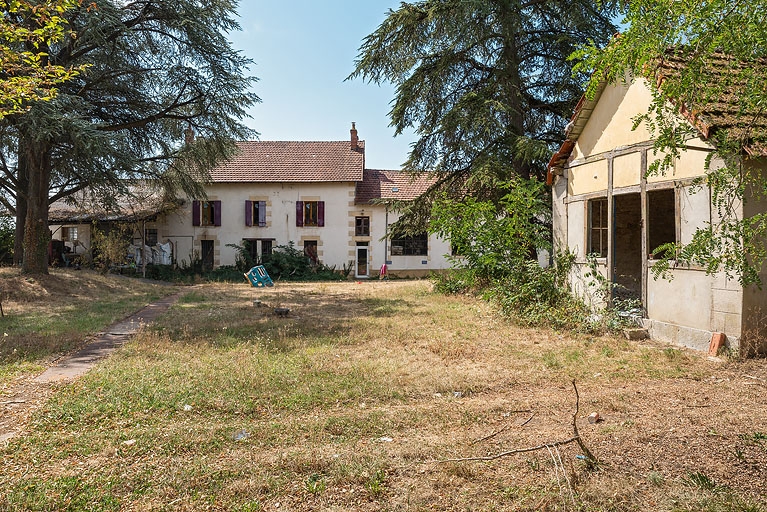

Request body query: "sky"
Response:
[227, 1, 416, 171]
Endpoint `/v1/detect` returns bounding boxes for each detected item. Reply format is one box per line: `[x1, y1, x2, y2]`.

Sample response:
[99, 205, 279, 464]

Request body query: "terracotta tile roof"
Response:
[355, 169, 435, 204]
[49, 184, 178, 223]
[547, 50, 767, 184]
[209, 140, 365, 182]
[655, 50, 767, 155]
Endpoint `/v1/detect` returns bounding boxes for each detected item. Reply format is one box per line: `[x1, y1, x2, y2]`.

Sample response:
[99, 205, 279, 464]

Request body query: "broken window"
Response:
[243, 238, 274, 264]
[588, 198, 608, 258]
[61, 226, 78, 241]
[648, 188, 677, 257]
[304, 240, 318, 264]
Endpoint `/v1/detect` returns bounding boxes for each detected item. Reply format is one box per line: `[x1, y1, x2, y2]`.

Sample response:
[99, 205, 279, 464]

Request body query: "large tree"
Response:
[576, 0, 767, 284]
[349, 0, 618, 230]
[1, 0, 258, 273]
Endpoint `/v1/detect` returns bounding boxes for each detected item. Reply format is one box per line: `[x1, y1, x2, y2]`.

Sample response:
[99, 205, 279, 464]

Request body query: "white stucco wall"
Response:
[155, 182, 452, 276]
[552, 78, 753, 352]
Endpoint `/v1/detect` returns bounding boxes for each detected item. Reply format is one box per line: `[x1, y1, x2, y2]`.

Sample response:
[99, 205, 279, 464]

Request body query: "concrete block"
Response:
[711, 289, 742, 315]
[624, 328, 649, 340]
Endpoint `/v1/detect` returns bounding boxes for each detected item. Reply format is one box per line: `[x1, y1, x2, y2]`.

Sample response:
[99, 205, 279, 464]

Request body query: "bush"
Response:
[488, 257, 593, 331]
[263, 242, 344, 282]
[0, 216, 14, 264]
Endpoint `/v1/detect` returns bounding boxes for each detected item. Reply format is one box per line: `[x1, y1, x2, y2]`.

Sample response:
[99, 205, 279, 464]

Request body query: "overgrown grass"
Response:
[0, 268, 173, 383]
[1, 281, 765, 511]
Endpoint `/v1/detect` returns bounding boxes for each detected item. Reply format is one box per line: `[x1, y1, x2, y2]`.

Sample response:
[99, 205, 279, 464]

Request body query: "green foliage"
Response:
[575, 0, 767, 285]
[91, 224, 132, 271]
[263, 242, 345, 282]
[227, 241, 258, 272]
[0, 0, 86, 118]
[4, 0, 259, 273]
[429, 178, 551, 281]
[0, 216, 13, 263]
[351, 0, 618, 228]
[489, 254, 593, 331]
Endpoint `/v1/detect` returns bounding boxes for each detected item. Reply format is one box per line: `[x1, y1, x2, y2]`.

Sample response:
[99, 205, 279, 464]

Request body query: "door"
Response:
[613, 193, 642, 304]
[201, 240, 214, 272]
[355, 246, 368, 278]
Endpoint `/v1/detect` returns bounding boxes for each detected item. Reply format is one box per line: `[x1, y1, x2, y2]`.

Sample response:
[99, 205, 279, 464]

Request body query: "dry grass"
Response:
[0, 267, 173, 384]
[1, 279, 766, 511]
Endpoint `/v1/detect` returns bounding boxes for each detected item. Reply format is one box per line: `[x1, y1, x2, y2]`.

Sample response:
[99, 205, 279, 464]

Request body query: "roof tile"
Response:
[210, 140, 365, 182]
[355, 169, 434, 204]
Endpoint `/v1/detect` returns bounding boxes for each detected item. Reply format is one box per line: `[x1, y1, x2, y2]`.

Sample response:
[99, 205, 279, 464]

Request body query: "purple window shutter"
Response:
[296, 201, 304, 227]
[245, 200, 253, 226]
[317, 201, 325, 227]
[192, 200, 200, 226]
[258, 201, 266, 227]
[213, 200, 222, 226]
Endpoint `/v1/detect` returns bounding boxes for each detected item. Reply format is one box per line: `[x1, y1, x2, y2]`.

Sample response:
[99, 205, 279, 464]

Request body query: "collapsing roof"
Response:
[48, 184, 180, 224]
[547, 49, 767, 184]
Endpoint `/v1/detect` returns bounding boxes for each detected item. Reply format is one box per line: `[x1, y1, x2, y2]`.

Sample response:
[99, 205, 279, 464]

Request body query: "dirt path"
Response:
[0, 293, 180, 444]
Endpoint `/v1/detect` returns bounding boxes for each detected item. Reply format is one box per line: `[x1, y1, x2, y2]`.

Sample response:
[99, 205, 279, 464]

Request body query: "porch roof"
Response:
[48, 186, 179, 224]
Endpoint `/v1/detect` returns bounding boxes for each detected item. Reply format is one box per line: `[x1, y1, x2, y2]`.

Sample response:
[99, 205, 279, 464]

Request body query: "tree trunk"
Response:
[13, 146, 28, 266]
[21, 139, 52, 275]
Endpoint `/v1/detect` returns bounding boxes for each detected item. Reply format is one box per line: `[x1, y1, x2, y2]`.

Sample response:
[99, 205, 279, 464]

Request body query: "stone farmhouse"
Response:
[547, 55, 767, 357]
[49, 124, 452, 279]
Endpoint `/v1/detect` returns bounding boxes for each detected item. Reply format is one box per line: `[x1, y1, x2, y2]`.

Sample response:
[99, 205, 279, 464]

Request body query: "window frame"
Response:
[295, 200, 325, 227]
[303, 240, 318, 264]
[192, 200, 221, 227]
[61, 226, 78, 242]
[588, 198, 609, 258]
[390, 232, 428, 256]
[355, 216, 370, 236]
[245, 200, 267, 227]
[145, 228, 158, 246]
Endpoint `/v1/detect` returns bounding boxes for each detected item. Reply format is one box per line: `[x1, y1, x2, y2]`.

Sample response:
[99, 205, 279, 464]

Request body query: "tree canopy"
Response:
[0, 0, 259, 274]
[0, 0, 84, 118]
[576, 0, 767, 284]
[350, 0, 618, 231]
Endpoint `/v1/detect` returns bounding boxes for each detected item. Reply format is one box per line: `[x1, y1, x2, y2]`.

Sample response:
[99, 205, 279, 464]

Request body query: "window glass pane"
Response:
[304, 202, 318, 226]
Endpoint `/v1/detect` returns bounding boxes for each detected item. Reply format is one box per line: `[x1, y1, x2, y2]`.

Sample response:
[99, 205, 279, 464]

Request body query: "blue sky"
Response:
[227, 1, 415, 170]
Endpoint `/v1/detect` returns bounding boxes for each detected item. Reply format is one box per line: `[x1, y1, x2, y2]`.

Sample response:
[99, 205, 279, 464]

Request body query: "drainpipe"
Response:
[384, 205, 389, 267]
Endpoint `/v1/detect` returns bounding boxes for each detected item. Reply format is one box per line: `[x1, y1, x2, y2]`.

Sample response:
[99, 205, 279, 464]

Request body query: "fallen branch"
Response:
[442, 436, 579, 462]
[469, 410, 534, 445]
[440, 380, 598, 469]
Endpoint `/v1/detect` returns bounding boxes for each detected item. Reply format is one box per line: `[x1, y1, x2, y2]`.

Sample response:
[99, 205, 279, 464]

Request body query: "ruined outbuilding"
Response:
[548, 55, 767, 357]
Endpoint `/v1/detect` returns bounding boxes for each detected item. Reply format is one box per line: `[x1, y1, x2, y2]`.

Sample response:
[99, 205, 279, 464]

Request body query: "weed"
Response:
[305, 473, 326, 495]
[366, 469, 387, 497]
[682, 471, 723, 492]
[739, 432, 767, 444]
[648, 471, 665, 486]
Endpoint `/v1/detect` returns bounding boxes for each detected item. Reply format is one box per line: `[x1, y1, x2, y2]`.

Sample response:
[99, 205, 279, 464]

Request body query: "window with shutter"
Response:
[192, 200, 201, 226]
[297, 200, 324, 227]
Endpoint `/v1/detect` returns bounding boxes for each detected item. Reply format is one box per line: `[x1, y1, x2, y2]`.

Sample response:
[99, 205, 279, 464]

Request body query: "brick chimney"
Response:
[350, 122, 358, 150]
[184, 123, 195, 146]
